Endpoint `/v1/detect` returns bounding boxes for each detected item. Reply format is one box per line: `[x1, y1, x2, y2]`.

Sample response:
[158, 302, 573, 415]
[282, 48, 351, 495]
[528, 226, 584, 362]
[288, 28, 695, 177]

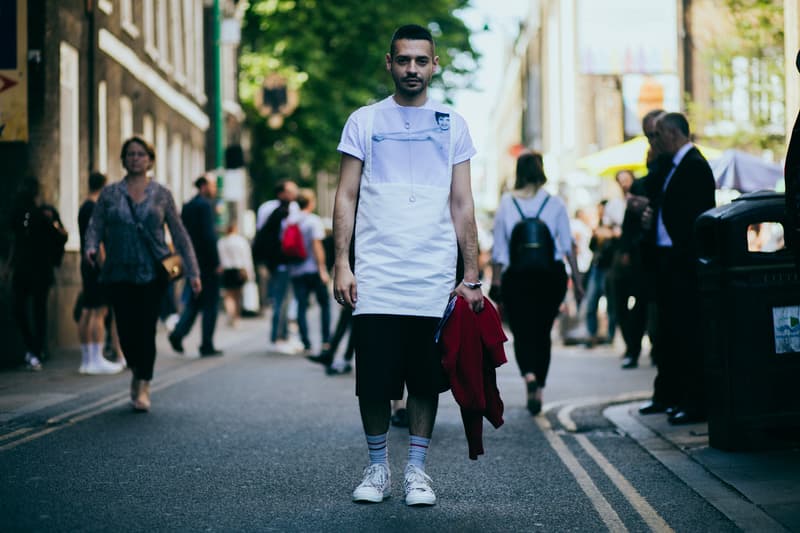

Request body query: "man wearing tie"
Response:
[642, 112, 715, 425]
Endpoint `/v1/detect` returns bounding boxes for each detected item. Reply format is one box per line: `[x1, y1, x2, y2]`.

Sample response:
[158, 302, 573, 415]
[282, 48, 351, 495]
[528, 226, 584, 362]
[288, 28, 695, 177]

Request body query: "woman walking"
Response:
[217, 221, 255, 328]
[85, 136, 200, 411]
[490, 152, 582, 415]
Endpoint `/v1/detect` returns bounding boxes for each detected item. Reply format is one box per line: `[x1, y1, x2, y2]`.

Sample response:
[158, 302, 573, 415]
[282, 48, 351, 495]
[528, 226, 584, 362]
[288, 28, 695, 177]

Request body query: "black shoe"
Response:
[307, 353, 333, 366]
[526, 381, 542, 416]
[621, 357, 638, 369]
[668, 410, 706, 425]
[391, 408, 409, 428]
[168, 333, 184, 354]
[199, 346, 223, 357]
[638, 401, 669, 415]
[665, 405, 680, 416]
[325, 363, 352, 376]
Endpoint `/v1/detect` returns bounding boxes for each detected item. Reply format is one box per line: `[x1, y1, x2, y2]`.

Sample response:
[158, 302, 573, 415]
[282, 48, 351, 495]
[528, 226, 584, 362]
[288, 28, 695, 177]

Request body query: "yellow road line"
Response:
[575, 434, 675, 533]
[535, 416, 628, 533]
[0, 427, 33, 442]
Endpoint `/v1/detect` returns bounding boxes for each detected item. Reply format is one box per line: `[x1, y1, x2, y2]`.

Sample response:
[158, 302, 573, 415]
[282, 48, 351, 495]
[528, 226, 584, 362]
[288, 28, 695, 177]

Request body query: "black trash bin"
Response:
[696, 190, 800, 451]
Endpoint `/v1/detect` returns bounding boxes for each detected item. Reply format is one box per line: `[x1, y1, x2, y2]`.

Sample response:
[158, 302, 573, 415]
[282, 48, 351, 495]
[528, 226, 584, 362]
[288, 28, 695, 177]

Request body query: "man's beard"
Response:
[394, 75, 428, 98]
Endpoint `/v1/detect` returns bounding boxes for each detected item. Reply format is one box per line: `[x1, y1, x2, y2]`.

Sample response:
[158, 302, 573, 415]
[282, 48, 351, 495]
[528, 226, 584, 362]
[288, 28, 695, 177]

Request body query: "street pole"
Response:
[212, 0, 225, 227]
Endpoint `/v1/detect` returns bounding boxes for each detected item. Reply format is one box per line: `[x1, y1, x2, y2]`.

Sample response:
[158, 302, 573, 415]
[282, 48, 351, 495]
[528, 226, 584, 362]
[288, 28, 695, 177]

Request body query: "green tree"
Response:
[240, 0, 477, 207]
[689, 0, 784, 154]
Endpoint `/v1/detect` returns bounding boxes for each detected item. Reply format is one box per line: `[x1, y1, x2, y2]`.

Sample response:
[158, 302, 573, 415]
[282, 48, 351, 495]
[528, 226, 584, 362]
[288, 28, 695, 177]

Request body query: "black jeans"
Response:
[108, 280, 166, 381]
[502, 264, 568, 387]
[12, 275, 51, 358]
[291, 273, 330, 350]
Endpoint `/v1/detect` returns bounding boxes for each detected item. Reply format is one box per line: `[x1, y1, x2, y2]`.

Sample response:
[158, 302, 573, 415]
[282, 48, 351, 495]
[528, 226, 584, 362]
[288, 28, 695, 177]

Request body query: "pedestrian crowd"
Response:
[4, 21, 728, 511]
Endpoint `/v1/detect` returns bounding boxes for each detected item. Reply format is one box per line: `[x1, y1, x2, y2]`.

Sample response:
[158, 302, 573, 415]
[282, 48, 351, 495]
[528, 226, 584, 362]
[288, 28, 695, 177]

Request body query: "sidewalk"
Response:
[606, 402, 800, 532]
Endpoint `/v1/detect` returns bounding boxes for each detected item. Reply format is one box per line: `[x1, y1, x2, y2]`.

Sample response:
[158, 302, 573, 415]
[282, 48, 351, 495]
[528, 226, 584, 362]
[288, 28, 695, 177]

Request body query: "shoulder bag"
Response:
[124, 194, 184, 282]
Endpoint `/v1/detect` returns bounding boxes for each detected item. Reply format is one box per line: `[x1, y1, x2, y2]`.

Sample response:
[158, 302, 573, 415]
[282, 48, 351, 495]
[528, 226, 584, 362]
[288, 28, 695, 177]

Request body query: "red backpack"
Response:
[281, 223, 307, 262]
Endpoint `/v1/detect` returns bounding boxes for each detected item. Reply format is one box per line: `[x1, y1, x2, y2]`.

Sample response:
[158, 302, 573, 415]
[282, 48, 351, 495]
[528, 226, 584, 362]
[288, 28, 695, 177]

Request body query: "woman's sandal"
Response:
[526, 380, 542, 416]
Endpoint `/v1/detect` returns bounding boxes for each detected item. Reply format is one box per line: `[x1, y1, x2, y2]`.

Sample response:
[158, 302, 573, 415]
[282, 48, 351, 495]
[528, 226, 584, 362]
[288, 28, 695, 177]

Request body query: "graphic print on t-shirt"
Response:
[370, 107, 451, 188]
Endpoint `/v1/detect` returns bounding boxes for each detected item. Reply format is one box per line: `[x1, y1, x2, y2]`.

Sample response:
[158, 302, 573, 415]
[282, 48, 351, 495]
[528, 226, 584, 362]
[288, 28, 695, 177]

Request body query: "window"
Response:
[156, 0, 171, 72]
[97, 81, 108, 173]
[156, 122, 168, 183]
[170, 0, 185, 83]
[59, 42, 80, 251]
[194, 0, 206, 102]
[120, 95, 133, 142]
[142, 113, 155, 145]
[143, 0, 157, 58]
[121, 0, 139, 38]
[170, 133, 183, 202]
[183, 0, 195, 90]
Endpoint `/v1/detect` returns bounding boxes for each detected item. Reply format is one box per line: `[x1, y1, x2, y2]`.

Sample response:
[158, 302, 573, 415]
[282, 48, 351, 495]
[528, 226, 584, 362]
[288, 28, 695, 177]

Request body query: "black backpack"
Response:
[508, 194, 557, 273]
[252, 203, 289, 272]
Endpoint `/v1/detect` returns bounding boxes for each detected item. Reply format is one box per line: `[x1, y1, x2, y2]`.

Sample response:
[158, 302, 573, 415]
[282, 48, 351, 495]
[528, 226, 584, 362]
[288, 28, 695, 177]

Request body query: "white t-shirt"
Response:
[217, 233, 255, 281]
[337, 96, 476, 317]
[287, 211, 326, 278]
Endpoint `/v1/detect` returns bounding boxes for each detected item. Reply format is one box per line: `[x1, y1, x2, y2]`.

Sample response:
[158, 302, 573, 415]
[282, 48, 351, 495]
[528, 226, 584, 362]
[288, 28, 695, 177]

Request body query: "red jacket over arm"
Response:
[440, 296, 507, 459]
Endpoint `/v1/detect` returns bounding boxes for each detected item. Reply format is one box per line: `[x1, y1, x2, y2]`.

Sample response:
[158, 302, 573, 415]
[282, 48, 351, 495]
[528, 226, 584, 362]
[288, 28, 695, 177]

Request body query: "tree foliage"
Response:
[690, 0, 784, 153]
[240, 0, 477, 206]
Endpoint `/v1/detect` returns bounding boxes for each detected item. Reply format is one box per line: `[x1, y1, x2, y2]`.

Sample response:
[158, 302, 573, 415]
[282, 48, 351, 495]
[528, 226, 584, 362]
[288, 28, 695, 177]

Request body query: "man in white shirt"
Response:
[333, 24, 483, 507]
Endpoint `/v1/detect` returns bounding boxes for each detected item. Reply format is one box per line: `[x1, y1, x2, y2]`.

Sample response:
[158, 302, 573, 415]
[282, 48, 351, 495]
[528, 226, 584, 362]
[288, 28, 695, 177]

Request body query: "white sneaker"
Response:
[24, 352, 42, 372]
[84, 357, 124, 375]
[269, 340, 300, 355]
[403, 464, 436, 506]
[352, 463, 391, 503]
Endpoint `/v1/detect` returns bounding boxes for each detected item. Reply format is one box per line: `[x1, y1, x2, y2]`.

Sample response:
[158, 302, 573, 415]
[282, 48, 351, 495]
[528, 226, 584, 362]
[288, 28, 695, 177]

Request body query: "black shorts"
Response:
[353, 314, 449, 400]
[80, 263, 107, 309]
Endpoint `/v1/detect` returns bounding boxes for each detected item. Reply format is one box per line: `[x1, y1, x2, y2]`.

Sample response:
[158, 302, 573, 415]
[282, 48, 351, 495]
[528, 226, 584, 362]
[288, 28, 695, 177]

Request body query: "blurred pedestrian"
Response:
[85, 136, 200, 412]
[77, 171, 123, 375]
[217, 221, 255, 328]
[289, 188, 331, 355]
[7, 176, 68, 371]
[583, 199, 620, 347]
[490, 152, 582, 415]
[168, 176, 222, 357]
[637, 113, 715, 425]
[253, 179, 302, 353]
[334, 24, 482, 506]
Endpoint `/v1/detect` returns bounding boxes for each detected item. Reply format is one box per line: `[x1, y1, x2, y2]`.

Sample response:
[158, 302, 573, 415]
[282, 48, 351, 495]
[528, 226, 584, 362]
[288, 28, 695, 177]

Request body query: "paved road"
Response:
[0, 311, 743, 532]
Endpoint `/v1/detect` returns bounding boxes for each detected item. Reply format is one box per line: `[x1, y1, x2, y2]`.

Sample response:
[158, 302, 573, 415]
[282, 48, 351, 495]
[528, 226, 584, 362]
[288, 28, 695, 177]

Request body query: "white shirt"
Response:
[492, 189, 574, 268]
[255, 199, 299, 231]
[287, 210, 326, 278]
[217, 233, 255, 281]
[656, 142, 694, 247]
[338, 96, 476, 317]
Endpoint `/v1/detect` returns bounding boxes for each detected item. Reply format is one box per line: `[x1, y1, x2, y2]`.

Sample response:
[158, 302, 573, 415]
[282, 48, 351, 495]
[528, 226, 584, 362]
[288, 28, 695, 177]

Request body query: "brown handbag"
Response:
[160, 253, 184, 281]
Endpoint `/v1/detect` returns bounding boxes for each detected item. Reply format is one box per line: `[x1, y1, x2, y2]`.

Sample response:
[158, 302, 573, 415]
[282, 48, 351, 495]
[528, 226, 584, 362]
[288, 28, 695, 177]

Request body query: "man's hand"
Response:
[319, 269, 331, 285]
[86, 250, 98, 268]
[641, 206, 654, 230]
[190, 277, 202, 295]
[454, 281, 484, 313]
[334, 265, 357, 308]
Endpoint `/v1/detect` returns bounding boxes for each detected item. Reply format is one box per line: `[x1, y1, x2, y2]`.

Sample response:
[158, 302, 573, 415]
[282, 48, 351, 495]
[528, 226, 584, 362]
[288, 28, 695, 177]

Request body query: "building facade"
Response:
[0, 0, 227, 365]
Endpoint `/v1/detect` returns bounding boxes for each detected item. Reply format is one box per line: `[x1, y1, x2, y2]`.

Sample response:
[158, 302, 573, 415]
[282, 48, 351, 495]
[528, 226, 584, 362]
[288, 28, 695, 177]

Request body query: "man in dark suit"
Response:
[639, 112, 716, 424]
[169, 176, 222, 356]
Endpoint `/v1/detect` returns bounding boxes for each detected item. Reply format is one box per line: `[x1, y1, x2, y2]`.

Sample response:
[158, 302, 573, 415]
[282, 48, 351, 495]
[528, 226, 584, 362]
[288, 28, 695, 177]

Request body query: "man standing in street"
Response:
[169, 176, 222, 356]
[333, 24, 483, 507]
[640, 112, 715, 424]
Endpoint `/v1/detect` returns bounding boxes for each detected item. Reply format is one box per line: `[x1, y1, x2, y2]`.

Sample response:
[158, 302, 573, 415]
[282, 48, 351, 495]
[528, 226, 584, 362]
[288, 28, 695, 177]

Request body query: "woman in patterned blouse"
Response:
[85, 136, 200, 412]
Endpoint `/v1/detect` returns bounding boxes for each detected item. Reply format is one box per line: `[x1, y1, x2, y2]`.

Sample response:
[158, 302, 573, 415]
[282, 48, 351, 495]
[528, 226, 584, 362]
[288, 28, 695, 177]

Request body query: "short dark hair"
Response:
[194, 176, 209, 189]
[390, 24, 434, 57]
[120, 135, 156, 162]
[273, 179, 294, 197]
[88, 172, 107, 192]
[659, 112, 690, 137]
[641, 109, 665, 131]
[514, 152, 547, 189]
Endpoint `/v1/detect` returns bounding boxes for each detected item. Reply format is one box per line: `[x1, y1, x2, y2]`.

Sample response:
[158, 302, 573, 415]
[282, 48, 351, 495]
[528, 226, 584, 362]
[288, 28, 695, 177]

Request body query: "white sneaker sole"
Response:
[352, 488, 390, 503]
[405, 492, 436, 506]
